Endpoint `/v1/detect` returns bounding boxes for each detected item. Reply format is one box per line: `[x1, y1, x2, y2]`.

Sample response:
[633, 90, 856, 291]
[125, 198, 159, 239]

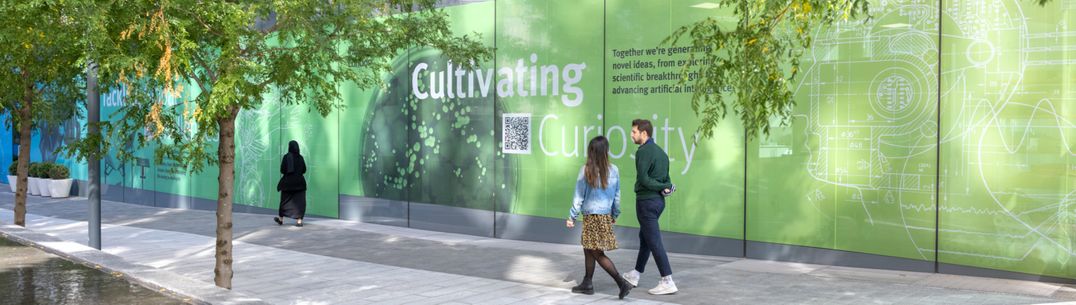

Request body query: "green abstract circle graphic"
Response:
[361, 48, 515, 211]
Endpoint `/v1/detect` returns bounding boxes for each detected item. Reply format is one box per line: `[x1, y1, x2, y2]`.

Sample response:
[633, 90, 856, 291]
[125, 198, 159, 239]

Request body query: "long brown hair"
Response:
[584, 136, 610, 189]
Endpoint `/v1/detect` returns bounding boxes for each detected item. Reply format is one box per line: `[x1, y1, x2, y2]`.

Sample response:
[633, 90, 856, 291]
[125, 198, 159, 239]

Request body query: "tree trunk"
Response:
[213, 106, 239, 289]
[14, 75, 33, 227]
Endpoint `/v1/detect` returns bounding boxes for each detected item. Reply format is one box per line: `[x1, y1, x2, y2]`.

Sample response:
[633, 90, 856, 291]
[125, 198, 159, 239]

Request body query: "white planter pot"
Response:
[28, 177, 40, 195]
[6, 175, 16, 193]
[36, 178, 52, 197]
[49, 179, 72, 198]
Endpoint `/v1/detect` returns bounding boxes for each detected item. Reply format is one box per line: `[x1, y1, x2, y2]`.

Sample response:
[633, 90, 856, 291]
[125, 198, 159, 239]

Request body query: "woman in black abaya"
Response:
[275, 140, 307, 227]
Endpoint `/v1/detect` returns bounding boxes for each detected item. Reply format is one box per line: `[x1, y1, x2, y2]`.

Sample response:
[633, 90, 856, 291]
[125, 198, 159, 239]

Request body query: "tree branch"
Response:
[183, 69, 210, 96]
[767, 3, 795, 30]
[241, 14, 288, 57]
[189, 9, 224, 37]
[255, 74, 275, 88]
[192, 52, 217, 83]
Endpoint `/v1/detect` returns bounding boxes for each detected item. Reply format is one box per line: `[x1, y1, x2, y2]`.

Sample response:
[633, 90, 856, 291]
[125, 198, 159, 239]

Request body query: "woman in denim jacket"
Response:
[567, 136, 632, 299]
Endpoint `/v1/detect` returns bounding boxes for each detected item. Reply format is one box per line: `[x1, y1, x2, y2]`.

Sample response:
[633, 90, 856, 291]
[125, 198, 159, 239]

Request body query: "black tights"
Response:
[583, 249, 621, 282]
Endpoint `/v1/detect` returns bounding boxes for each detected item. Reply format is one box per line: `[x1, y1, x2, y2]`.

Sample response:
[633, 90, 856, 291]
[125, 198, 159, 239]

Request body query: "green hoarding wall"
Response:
[747, 0, 941, 264]
[15, 0, 1070, 280]
[938, 0, 1075, 280]
[604, 0, 746, 239]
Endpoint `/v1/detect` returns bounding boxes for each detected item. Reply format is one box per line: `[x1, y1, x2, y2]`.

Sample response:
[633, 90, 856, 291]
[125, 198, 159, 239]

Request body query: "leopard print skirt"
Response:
[581, 214, 618, 251]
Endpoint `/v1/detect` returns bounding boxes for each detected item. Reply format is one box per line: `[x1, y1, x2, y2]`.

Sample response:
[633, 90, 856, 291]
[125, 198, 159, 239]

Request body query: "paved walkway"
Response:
[1, 190, 1075, 304]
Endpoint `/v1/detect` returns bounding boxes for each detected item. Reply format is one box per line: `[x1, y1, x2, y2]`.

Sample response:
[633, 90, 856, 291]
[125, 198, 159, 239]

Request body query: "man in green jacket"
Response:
[621, 119, 678, 295]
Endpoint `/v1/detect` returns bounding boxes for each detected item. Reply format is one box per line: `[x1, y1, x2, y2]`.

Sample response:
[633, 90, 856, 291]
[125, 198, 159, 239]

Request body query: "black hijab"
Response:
[285, 140, 300, 174]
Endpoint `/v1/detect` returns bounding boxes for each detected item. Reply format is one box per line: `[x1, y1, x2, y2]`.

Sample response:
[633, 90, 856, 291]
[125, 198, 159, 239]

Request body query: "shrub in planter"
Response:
[6, 162, 17, 193]
[36, 163, 53, 197]
[48, 164, 69, 180]
[27, 162, 41, 196]
[48, 163, 72, 198]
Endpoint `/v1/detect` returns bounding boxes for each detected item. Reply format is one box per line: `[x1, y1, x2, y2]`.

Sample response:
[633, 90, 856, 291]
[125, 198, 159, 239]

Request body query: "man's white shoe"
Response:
[621, 270, 640, 287]
[648, 276, 678, 295]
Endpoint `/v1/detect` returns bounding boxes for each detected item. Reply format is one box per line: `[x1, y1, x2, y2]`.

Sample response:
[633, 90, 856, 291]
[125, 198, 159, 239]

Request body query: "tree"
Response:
[665, 0, 869, 141]
[68, 0, 491, 289]
[668, 0, 1054, 141]
[0, 1, 86, 227]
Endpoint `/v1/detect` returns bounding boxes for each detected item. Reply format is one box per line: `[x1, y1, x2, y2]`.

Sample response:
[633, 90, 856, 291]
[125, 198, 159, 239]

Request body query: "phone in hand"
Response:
[662, 184, 676, 197]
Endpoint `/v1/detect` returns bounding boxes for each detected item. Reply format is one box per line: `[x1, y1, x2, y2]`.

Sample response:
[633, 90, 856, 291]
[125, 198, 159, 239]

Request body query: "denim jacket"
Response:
[568, 164, 621, 221]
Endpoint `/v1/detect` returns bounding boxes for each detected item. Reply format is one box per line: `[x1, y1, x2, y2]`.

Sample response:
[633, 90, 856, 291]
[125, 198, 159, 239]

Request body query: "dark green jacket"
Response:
[634, 140, 672, 200]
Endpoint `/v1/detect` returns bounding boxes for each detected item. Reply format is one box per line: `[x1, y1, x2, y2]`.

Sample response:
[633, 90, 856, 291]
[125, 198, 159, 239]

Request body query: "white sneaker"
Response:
[621, 270, 640, 287]
[648, 276, 678, 295]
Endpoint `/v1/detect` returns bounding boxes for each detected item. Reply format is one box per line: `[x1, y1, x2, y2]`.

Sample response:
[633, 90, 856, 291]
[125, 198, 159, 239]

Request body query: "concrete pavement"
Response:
[1, 189, 1074, 304]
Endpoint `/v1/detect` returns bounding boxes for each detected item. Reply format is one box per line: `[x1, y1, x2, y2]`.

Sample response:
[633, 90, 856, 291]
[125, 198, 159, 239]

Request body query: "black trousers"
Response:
[634, 196, 672, 277]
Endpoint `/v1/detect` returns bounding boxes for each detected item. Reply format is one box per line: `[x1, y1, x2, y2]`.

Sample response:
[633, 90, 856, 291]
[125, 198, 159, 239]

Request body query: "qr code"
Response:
[502, 113, 531, 154]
